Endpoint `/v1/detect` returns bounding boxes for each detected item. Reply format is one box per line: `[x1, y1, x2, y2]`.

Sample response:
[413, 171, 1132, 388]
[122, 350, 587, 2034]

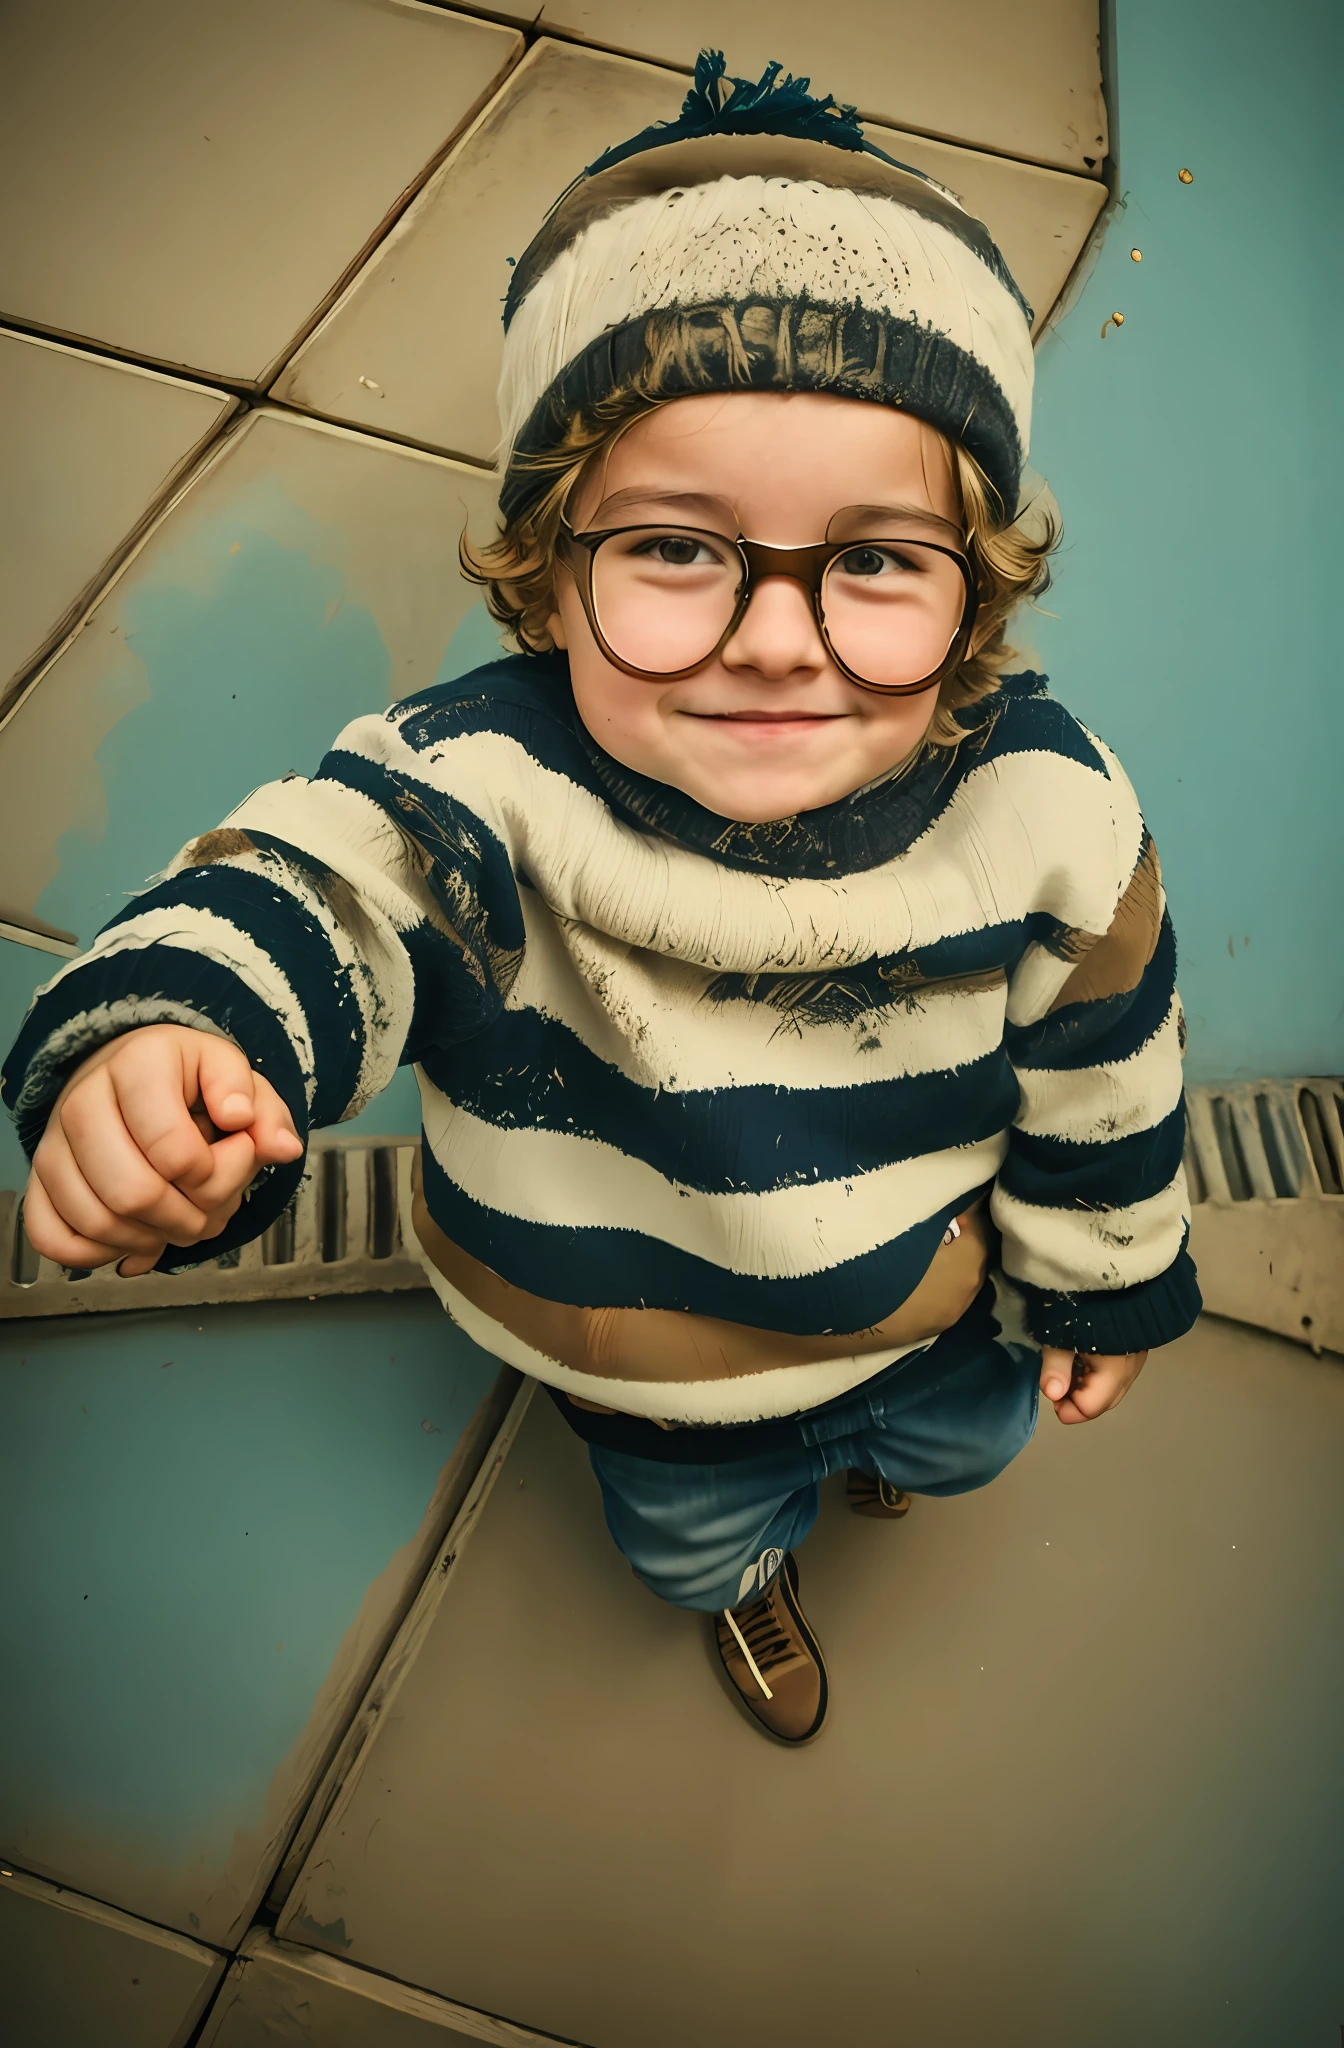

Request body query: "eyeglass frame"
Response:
[556, 518, 980, 697]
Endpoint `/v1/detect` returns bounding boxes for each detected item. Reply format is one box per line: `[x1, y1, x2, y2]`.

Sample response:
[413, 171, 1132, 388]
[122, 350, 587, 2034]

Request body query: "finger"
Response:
[1059, 1356, 1136, 1422]
[115, 1246, 169, 1278]
[240, 1071, 304, 1165]
[1039, 1346, 1076, 1403]
[172, 1130, 260, 1208]
[195, 1188, 244, 1240]
[21, 1170, 140, 1270]
[104, 1038, 218, 1186]
[30, 1126, 178, 1255]
[191, 1034, 265, 1132]
[56, 1070, 211, 1240]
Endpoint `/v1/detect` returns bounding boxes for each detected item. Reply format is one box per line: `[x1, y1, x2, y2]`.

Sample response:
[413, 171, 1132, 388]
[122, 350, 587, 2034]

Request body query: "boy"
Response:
[3, 55, 1199, 1744]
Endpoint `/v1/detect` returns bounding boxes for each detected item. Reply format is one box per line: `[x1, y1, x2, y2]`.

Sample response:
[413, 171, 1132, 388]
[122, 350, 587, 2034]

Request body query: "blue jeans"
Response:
[587, 1324, 1040, 1612]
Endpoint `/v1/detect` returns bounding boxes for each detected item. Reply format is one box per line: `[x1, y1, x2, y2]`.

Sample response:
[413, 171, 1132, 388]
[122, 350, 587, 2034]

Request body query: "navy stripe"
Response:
[1000, 1100, 1186, 1211]
[318, 749, 522, 942]
[421, 1144, 973, 1336]
[420, 1019, 1018, 1194]
[98, 862, 366, 1130]
[1020, 1238, 1202, 1352]
[1006, 915, 1177, 1072]
[1, 945, 310, 1265]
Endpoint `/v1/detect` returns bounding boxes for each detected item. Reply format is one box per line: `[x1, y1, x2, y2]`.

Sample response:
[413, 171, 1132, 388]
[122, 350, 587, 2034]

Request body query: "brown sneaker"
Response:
[713, 1553, 827, 1745]
[846, 1470, 912, 1518]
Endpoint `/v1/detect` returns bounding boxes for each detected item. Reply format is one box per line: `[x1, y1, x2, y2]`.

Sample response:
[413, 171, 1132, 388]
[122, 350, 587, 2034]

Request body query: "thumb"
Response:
[1039, 1347, 1076, 1403]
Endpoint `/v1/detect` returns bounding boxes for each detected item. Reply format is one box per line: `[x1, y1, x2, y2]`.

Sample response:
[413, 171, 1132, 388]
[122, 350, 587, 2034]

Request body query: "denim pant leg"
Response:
[834, 1337, 1041, 1497]
[588, 1440, 823, 1613]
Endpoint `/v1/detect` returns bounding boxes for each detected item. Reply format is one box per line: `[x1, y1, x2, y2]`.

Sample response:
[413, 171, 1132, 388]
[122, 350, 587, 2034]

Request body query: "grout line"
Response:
[256, 394, 497, 475]
[0, 1861, 227, 1958]
[264, 1374, 534, 1917]
[257, 34, 529, 392]
[0, 407, 256, 734]
[0, 310, 258, 395]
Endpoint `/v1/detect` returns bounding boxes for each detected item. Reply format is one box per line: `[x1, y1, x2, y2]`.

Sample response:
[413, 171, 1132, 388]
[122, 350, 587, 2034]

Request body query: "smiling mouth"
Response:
[687, 709, 846, 723]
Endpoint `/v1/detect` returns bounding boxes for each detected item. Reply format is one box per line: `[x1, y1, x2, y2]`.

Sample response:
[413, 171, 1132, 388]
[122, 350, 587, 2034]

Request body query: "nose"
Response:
[719, 573, 829, 681]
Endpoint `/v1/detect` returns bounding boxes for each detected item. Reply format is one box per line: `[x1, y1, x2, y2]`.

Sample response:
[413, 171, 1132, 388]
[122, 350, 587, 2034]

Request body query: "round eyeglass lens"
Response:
[820, 541, 968, 689]
[589, 528, 744, 674]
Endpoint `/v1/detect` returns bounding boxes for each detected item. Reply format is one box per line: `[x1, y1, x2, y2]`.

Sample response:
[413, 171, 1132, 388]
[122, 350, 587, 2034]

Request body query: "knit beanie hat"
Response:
[497, 51, 1035, 526]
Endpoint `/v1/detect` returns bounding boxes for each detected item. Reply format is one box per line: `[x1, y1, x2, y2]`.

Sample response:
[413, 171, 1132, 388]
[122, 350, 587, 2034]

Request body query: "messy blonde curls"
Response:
[461, 391, 1058, 755]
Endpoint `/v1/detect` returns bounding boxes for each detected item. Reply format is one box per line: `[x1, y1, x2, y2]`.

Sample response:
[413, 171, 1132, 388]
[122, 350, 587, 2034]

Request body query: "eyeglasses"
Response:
[557, 520, 978, 695]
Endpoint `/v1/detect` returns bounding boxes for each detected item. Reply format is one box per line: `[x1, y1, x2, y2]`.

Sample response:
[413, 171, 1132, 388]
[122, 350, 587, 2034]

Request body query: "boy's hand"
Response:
[1039, 1345, 1148, 1425]
[23, 1024, 303, 1278]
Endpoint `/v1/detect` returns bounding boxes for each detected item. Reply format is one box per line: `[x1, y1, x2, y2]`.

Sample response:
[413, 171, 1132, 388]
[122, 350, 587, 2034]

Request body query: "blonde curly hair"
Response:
[462, 391, 1057, 753]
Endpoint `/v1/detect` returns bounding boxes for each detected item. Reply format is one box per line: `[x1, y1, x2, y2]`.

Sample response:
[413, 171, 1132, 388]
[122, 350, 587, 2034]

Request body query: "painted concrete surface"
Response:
[1, 1866, 223, 2048]
[279, 1317, 1344, 2048]
[0, 329, 234, 712]
[0, 409, 504, 1168]
[0, 0, 521, 382]
[0, 1293, 505, 1945]
[1028, 0, 1343, 1081]
[0, 409, 500, 943]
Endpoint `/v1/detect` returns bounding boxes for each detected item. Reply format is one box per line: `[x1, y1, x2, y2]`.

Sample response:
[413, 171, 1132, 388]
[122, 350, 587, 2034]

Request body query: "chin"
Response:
[692, 777, 836, 823]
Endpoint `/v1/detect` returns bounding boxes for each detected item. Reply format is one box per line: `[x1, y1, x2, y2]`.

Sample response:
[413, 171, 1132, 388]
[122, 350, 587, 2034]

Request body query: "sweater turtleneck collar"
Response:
[547, 656, 1026, 881]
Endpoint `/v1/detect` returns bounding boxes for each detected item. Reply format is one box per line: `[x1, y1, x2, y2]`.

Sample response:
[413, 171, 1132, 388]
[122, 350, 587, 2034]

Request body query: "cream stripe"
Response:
[509, 890, 1007, 1093]
[420, 1082, 1006, 1278]
[370, 719, 1141, 973]
[992, 1172, 1191, 1294]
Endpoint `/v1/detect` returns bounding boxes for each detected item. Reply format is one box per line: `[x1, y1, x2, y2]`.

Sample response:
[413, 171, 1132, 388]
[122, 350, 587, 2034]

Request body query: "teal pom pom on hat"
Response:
[496, 51, 1036, 522]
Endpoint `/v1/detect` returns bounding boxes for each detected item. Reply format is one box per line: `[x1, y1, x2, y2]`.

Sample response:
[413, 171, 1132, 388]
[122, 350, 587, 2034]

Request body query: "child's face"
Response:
[549, 392, 964, 822]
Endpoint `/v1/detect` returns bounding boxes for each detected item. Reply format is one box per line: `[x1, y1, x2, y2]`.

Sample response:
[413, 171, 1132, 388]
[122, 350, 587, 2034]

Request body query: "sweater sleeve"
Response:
[991, 791, 1202, 1355]
[0, 702, 525, 1266]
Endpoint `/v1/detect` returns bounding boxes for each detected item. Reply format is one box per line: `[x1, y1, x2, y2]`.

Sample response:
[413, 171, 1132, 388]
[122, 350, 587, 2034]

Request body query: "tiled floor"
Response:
[279, 1315, 1344, 2047]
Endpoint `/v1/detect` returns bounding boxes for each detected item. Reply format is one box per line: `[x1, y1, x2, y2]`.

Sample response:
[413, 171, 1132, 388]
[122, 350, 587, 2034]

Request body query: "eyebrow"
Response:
[838, 501, 965, 537]
[585, 487, 736, 525]
[582, 488, 964, 538]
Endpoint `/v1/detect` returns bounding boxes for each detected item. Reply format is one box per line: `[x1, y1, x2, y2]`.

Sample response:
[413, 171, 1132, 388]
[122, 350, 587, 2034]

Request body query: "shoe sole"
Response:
[715, 1553, 829, 1748]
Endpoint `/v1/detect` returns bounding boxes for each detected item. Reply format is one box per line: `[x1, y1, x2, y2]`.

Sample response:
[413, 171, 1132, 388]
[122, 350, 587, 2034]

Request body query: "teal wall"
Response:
[1030, 0, 1342, 1082]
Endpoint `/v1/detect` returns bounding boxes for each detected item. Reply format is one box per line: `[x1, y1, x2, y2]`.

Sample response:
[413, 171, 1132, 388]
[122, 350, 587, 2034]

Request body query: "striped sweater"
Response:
[3, 656, 1200, 1422]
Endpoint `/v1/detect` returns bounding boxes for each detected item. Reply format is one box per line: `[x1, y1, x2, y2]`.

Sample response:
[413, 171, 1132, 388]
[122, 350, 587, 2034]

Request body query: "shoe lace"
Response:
[721, 1581, 799, 1699]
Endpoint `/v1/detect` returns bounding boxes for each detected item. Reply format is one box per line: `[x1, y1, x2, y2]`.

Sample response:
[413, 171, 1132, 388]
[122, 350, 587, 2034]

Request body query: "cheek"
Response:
[560, 591, 665, 751]
[858, 692, 940, 758]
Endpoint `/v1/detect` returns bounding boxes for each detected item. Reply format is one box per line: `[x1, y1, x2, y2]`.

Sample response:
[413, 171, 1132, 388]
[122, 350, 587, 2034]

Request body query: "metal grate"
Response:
[1184, 1079, 1344, 1356]
[5, 1090, 1341, 1347]
[1184, 1079, 1344, 1206]
[0, 1134, 427, 1320]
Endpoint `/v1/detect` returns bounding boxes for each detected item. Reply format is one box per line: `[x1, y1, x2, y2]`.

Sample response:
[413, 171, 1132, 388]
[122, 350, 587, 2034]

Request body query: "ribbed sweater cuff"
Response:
[1019, 1240, 1202, 1354]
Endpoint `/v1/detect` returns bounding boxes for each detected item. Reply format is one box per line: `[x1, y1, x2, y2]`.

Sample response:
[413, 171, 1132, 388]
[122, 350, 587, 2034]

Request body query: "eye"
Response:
[836, 545, 918, 577]
[631, 533, 724, 567]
